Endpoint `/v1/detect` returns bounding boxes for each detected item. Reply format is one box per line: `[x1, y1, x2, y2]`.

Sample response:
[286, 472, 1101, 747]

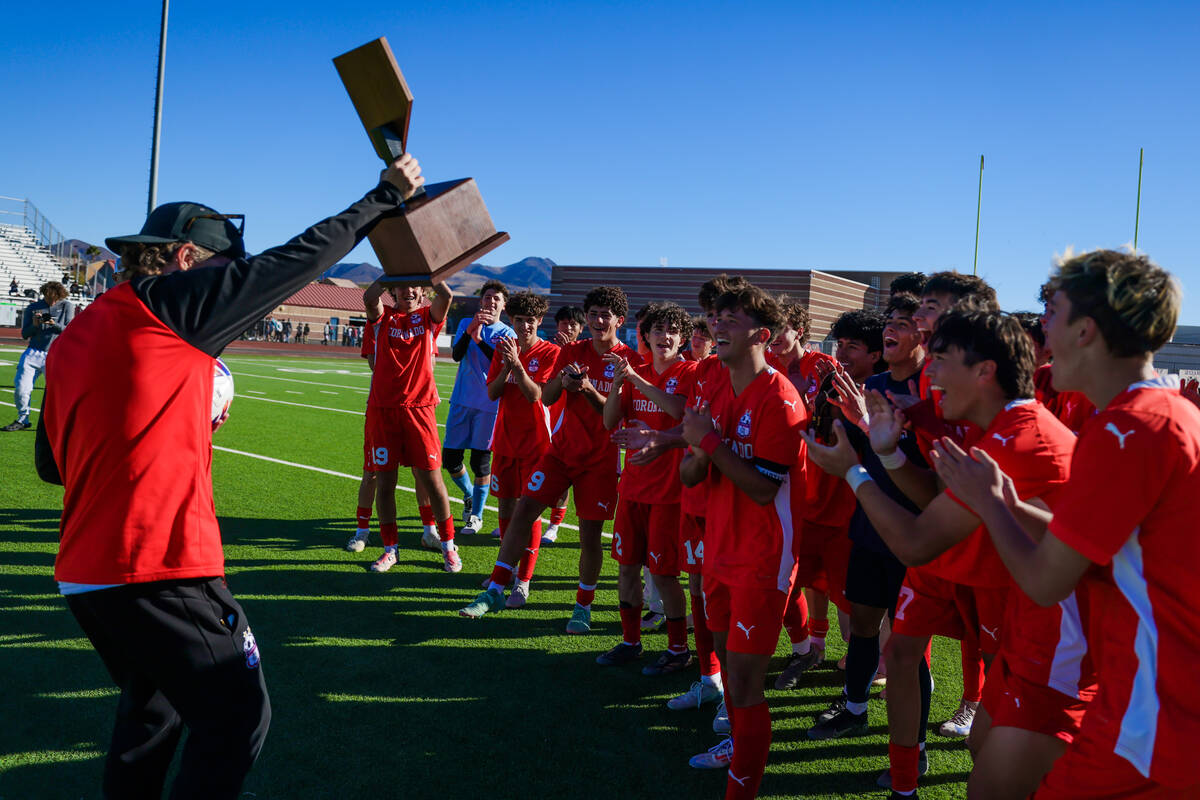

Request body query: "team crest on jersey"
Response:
[243, 625, 261, 669]
[528, 358, 540, 373]
[737, 410, 752, 438]
[410, 312, 422, 324]
[604, 363, 615, 379]
[665, 377, 678, 394]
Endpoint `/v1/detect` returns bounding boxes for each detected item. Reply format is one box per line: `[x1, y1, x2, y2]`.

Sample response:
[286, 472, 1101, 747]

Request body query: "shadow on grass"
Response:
[0, 511, 972, 799]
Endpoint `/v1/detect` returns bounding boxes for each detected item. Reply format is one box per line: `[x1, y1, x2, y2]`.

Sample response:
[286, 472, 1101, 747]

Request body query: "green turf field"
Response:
[0, 346, 973, 799]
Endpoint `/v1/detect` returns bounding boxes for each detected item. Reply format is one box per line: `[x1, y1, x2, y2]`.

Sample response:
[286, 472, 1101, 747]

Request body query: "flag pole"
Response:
[973, 154, 984, 276]
[1133, 147, 1144, 250]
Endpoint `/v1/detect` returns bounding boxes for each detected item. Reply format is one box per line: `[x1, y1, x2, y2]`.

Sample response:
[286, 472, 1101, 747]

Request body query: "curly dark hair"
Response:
[582, 285, 629, 318]
[886, 292, 920, 319]
[928, 310, 1036, 400]
[478, 279, 509, 300]
[692, 315, 712, 341]
[506, 291, 549, 319]
[638, 302, 693, 349]
[923, 271, 999, 310]
[1012, 311, 1045, 348]
[714, 284, 786, 338]
[889, 272, 927, 297]
[775, 294, 811, 339]
[831, 309, 885, 353]
[698, 273, 750, 312]
[555, 305, 585, 325]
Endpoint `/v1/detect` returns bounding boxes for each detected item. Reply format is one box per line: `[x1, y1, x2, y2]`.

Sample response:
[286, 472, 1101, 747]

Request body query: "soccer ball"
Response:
[212, 358, 234, 425]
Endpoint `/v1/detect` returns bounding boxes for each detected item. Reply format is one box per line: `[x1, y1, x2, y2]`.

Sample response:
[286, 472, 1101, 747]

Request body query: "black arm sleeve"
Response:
[476, 339, 495, 361]
[132, 181, 406, 357]
[452, 329, 471, 362]
[753, 457, 790, 486]
[34, 407, 62, 485]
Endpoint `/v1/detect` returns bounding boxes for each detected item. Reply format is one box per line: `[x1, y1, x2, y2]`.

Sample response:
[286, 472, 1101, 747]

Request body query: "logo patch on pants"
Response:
[243, 625, 261, 669]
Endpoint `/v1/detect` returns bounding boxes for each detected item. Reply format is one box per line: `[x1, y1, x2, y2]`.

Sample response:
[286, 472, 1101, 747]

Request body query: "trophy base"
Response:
[368, 178, 509, 286]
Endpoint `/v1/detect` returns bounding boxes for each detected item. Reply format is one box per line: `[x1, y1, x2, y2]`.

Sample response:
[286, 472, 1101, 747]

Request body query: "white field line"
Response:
[320, 391, 338, 395]
[246, 390, 267, 395]
[212, 445, 582, 533]
[285, 391, 303, 395]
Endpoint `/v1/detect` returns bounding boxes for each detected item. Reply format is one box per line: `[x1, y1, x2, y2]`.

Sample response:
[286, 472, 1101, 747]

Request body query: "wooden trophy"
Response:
[333, 37, 509, 286]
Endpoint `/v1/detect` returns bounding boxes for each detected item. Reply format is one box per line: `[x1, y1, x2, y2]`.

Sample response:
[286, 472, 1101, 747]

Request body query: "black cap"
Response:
[106, 202, 246, 259]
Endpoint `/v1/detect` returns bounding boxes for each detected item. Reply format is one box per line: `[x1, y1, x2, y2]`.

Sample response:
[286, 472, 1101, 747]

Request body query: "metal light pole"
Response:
[972, 154, 984, 276]
[1134, 147, 1144, 251]
[148, 0, 169, 215]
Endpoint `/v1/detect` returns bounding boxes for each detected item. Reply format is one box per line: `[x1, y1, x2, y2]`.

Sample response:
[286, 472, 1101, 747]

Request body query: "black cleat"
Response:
[596, 641, 643, 666]
[642, 649, 695, 676]
[774, 647, 823, 689]
[807, 706, 868, 740]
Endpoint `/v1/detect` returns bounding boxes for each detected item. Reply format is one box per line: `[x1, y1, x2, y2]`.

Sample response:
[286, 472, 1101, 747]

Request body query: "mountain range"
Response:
[319, 256, 554, 294]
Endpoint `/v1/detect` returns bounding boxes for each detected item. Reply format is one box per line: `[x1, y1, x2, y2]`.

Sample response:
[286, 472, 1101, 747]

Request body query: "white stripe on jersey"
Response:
[773, 473, 797, 594]
[1048, 591, 1088, 699]
[1111, 526, 1160, 778]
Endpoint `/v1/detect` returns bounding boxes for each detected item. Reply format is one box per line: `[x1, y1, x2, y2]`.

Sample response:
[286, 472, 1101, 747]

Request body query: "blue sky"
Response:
[2, 1, 1197, 323]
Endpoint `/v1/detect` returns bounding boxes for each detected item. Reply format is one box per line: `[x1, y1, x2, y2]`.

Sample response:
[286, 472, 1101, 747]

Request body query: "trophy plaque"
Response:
[334, 37, 509, 286]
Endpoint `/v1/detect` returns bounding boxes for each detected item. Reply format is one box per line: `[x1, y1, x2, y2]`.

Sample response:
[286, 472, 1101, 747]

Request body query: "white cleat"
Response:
[421, 525, 440, 550]
[370, 550, 397, 573]
[345, 530, 370, 552]
[461, 515, 483, 536]
[506, 581, 530, 609]
[541, 524, 559, 545]
[442, 542, 463, 573]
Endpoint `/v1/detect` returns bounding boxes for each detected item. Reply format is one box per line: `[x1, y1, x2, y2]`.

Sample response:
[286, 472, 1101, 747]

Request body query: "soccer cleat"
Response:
[640, 610, 666, 631]
[506, 582, 530, 609]
[540, 524, 559, 544]
[596, 641, 643, 666]
[712, 700, 730, 733]
[345, 530, 370, 553]
[2, 419, 31, 432]
[666, 681, 723, 710]
[815, 696, 848, 723]
[889, 793, 919, 800]
[458, 590, 505, 618]
[565, 603, 592, 634]
[461, 495, 473, 523]
[370, 550, 397, 573]
[876, 750, 930, 788]
[937, 699, 978, 738]
[775, 646, 824, 690]
[489, 527, 501, 539]
[642, 649, 695, 676]
[421, 525, 440, 550]
[688, 737, 734, 769]
[461, 515, 483, 536]
[807, 706, 868, 740]
[442, 543, 463, 573]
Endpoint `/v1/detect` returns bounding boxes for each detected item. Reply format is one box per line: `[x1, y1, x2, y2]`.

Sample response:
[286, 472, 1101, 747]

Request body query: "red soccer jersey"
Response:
[934, 400, 1075, 588]
[680, 355, 730, 517]
[617, 358, 696, 504]
[486, 338, 560, 460]
[1047, 377, 1200, 787]
[368, 305, 444, 408]
[547, 338, 641, 468]
[703, 366, 807, 591]
[47, 283, 225, 584]
[360, 315, 375, 359]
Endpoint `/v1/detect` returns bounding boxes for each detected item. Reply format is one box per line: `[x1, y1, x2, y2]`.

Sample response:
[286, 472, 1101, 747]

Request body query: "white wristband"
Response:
[877, 448, 907, 470]
[844, 465, 874, 494]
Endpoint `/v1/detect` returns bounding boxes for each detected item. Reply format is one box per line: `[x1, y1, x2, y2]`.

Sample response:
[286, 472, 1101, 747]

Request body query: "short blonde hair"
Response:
[1045, 249, 1180, 357]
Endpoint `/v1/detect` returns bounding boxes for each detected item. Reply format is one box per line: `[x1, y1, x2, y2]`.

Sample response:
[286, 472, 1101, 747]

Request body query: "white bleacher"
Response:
[0, 223, 70, 296]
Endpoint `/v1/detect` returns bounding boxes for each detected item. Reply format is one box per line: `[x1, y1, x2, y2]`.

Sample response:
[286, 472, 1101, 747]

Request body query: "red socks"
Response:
[888, 742, 921, 794]
[550, 506, 567, 525]
[962, 639, 984, 703]
[488, 561, 514, 589]
[692, 591, 719, 676]
[666, 616, 688, 654]
[438, 516, 455, 543]
[380, 522, 398, 547]
[355, 506, 371, 529]
[576, 583, 596, 608]
[725, 702, 771, 800]
[418, 504, 435, 526]
[619, 604, 642, 645]
[518, 520, 541, 582]
[783, 583, 809, 643]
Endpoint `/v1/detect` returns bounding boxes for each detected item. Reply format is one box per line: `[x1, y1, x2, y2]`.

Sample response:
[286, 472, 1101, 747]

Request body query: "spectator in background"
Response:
[554, 305, 584, 345]
[9, 278, 19, 296]
[4, 282, 75, 432]
[283, 319, 292, 343]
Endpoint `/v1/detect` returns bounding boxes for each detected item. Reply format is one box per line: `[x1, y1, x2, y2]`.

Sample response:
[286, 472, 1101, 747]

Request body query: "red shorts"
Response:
[490, 454, 542, 499]
[522, 451, 618, 521]
[679, 513, 706, 575]
[793, 521, 851, 613]
[984, 653, 1089, 744]
[892, 568, 1008, 654]
[1034, 728, 1198, 799]
[702, 576, 788, 656]
[611, 500, 680, 575]
[364, 404, 442, 471]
